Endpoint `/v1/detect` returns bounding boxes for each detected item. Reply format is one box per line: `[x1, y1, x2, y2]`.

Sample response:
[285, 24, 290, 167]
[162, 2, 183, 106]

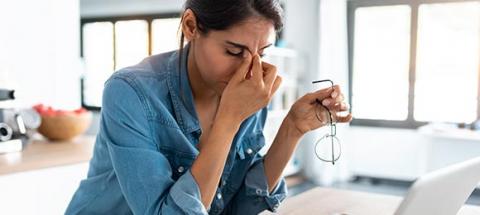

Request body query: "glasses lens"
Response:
[314, 134, 341, 163]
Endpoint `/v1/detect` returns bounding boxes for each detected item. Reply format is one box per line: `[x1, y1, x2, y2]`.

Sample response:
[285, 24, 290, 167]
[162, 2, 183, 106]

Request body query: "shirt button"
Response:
[177, 166, 185, 173]
[256, 188, 263, 195]
[246, 148, 253, 155]
[217, 193, 222, 199]
[222, 180, 227, 186]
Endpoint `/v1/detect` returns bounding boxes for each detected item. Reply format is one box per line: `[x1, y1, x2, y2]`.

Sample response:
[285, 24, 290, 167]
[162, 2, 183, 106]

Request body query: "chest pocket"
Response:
[161, 149, 197, 181]
[221, 131, 266, 195]
[237, 131, 266, 160]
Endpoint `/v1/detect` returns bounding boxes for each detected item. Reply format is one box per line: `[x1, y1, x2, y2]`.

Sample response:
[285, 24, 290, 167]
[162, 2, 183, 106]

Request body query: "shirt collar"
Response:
[166, 43, 201, 134]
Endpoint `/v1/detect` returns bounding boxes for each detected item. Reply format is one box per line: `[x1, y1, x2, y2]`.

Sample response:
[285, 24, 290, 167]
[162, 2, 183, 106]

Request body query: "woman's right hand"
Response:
[217, 54, 282, 124]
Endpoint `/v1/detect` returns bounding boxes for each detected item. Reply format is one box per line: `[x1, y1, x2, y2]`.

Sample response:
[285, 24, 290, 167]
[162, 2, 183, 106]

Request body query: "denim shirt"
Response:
[66, 45, 287, 215]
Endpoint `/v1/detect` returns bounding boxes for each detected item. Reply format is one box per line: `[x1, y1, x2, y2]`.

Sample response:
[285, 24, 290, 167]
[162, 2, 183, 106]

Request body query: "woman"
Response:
[66, 0, 352, 214]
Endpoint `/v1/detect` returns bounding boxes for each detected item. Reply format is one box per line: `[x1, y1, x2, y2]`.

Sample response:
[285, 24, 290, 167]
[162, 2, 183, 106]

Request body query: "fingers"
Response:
[271, 75, 282, 96]
[320, 85, 346, 108]
[262, 61, 277, 92]
[331, 85, 341, 99]
[308, 84, 352, 124]
[231, 52, 253, 82]
[251, 55, 263, 83]
[332, 102, 350, 112]
[335, 113, 353, 123]
[323, 93, 345, 109]
[305, 87, 334, 103]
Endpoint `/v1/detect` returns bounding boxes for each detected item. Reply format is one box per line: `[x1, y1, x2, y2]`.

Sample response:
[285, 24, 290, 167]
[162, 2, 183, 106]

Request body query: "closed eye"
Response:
[225, 40, 272, 58]
[226, 49, 244, 57]
[226, 50, 267, 58]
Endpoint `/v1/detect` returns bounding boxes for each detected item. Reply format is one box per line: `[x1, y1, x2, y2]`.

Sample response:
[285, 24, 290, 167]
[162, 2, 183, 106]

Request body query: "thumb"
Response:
[231, 53, 253, 82]
[305, 87, 334, 103]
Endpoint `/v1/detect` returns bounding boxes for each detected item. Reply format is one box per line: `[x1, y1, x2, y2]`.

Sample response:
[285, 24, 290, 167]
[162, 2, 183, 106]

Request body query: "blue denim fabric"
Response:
[65, 45, 287, 215]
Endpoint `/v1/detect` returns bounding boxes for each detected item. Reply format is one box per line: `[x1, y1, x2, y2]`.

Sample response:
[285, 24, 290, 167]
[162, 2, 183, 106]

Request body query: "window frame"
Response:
[347, 0, 480, 129]
[80, 13, 182, 111]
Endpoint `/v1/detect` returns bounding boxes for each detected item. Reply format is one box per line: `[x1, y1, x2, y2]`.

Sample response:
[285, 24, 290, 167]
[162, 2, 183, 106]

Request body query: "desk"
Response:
[0, 136, 95, 175]
[263, 187, 480, 215]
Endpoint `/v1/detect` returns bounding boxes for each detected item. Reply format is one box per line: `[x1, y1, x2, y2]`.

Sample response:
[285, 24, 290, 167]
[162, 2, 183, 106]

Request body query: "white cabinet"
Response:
[346, 126, 480, 186]
[0, 163, 89, 215]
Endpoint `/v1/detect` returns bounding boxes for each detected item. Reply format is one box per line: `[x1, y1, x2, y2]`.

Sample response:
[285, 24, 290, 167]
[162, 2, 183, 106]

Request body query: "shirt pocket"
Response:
[161, 149, 197, 181]
[224, 132, 267, 194]
[237, 131, 266, 160]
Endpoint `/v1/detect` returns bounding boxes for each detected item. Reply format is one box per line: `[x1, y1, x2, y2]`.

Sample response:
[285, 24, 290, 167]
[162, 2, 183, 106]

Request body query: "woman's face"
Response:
[190, 17, 276, 94]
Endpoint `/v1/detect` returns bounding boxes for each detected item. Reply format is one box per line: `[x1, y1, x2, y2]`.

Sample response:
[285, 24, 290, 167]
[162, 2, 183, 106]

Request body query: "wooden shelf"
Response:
[0, 135, 95, 176]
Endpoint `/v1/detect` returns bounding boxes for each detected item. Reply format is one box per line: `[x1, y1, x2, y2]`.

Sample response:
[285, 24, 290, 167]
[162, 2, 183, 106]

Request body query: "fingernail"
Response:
[331, 91, 338, 98]
[322, 99, 330, 106]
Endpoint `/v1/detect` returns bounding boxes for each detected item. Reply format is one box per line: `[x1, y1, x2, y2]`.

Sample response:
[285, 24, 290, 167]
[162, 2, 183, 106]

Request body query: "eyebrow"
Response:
[225, 41, 273, 54]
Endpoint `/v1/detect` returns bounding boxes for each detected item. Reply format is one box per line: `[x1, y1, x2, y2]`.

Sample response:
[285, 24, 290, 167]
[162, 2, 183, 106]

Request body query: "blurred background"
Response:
[1, 0, 480, 214]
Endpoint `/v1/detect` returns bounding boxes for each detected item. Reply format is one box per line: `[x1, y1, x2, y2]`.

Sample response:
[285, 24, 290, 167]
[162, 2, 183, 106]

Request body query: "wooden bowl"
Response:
[37, 112, 92, 141]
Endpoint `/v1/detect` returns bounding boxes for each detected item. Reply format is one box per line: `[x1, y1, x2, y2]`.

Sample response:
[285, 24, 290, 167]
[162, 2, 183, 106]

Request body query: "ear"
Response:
[181, 9, 200, 42]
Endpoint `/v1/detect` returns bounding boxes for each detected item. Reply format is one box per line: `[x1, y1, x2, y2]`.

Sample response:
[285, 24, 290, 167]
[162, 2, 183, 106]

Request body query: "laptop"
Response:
[394, 157, 480, 215]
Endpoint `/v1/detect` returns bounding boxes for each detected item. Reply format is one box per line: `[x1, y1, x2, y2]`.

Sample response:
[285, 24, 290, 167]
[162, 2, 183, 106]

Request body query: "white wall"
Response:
[80, 0, 184, 18]
[0, 0, 81, 109]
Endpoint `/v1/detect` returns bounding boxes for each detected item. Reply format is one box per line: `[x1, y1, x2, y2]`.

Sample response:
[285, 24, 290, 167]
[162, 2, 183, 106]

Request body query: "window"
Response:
[348, 0, 480, 128]
[415, 2, 480, 123]
[352, 5, 412, 121]
[152, 18, 182, 54]
[82, 22, 114, 108]
[114, 20, 149, 70]
[80, 14, 181, 109]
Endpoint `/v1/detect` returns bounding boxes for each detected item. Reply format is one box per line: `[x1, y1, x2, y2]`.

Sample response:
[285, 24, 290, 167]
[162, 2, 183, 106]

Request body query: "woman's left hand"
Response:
[285, 85, 353, 137]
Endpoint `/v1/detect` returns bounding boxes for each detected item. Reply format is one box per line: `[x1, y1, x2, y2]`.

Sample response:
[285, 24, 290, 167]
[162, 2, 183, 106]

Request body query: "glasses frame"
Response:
[312, 79, 342, 165]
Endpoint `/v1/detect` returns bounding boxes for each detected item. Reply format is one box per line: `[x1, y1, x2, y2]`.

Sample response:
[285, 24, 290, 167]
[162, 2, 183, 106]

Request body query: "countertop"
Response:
[0, 135, 95, 175]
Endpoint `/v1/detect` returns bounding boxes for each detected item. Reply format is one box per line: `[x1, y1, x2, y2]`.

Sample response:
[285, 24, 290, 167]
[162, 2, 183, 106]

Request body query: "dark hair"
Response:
[179, 0, 284, 54]
[176, 0, 283, 104]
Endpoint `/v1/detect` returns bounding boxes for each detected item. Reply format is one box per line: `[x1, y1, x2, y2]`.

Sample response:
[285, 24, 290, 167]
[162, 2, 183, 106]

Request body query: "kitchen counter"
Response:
[0, 135, 95, 175]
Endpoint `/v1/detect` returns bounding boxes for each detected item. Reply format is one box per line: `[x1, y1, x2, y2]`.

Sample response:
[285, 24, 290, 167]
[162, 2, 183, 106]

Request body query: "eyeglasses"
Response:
[312, 79, 341, 165]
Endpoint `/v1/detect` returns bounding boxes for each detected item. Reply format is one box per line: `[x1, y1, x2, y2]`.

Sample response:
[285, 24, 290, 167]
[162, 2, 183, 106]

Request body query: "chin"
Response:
[218, 86, 226, 94]
[217, 83, 228, 94]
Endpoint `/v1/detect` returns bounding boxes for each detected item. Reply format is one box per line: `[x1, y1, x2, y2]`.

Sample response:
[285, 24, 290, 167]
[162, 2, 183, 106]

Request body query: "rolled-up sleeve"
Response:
[225, 157, 288, 214]
[168, 170, 208, 214]
[101, 76, 207, 214]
